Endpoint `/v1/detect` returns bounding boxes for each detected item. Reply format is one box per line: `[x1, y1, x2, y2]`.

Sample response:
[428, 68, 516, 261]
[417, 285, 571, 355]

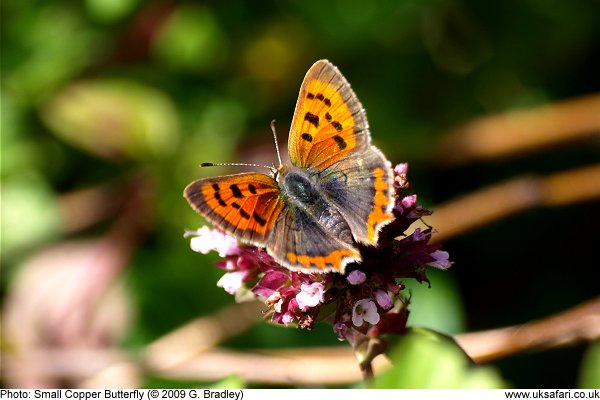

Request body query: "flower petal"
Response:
[296, 282, 324, 310]
[352, 299, 380, 327]
[375, 289, 393, 310]
[347, 270, 366, 285]
[428, 250, 451, 269]
[216, 271, 245, 295]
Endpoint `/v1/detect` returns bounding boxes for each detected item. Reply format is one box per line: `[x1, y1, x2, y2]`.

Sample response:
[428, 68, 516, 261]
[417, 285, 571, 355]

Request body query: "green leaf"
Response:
[579, 341, 600, 389]
[206, 375, 246, 389]
[86, 0, 139, 22]
[153, 5, 227, 72]
[40, 79, 179, 161]
[403, 268, 466, 334]
[0, 174, 60, 260]
[367, 328, 506, 388]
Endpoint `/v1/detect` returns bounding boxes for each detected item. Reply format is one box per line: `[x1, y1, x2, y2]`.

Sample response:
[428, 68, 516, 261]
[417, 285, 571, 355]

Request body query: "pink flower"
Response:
[394, 163, 408, 175]
[273, 297, 284, 313]
[401, 194, 417, 209]
[273, 294, 301, 325]
[412, 227, 427, 241]
[219, 259, 237, 271]
[333, 320, 349, 341]
[428, 250, 451, 269]
[281, 313, 295, 325]
[352, 299, 380, 327]
[187, 226, 239, 257]
[216, 271, 246, 294]
[374, 289, 393, 310]
[296, 282, 324, 310]
[346, 270, 366, 285]
[266, 291, 281, 307]
[394, 163, 409, 188]
[253, 270, 289, 298]
[188, 227, 215, 254]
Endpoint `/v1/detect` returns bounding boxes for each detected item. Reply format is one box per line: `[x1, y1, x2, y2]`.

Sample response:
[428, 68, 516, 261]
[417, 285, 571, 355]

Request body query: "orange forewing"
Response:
[288, 60, 370, 170]
[184, 173, 284, 245]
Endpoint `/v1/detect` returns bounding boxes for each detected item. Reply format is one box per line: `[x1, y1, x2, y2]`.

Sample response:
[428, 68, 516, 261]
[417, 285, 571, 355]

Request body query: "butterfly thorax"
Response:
[278, 165, 354, 245]
[278, 165, 318, 203]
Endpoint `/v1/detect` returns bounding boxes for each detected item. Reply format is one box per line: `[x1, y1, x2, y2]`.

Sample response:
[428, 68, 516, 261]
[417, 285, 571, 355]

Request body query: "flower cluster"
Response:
[185, 164, 451, 348]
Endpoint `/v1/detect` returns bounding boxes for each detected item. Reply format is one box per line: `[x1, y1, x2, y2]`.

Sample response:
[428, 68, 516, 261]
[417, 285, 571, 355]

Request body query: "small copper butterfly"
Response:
[184, 60, 394, 273]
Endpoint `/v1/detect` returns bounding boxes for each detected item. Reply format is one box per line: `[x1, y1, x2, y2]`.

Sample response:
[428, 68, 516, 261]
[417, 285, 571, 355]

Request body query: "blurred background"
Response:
[2, 0, 599, 389]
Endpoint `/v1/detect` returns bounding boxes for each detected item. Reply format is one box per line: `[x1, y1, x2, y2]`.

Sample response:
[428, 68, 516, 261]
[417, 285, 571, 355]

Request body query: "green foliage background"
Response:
[2, 0, 599, 388]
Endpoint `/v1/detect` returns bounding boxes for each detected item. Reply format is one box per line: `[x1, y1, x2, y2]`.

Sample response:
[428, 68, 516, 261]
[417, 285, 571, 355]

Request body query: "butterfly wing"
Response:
[267, 204, 361, 273]
[320, 147, 395, 245]
[184, 173, 284, 246]
[288, 59, 370, 171]
[288, 59, 395, 246]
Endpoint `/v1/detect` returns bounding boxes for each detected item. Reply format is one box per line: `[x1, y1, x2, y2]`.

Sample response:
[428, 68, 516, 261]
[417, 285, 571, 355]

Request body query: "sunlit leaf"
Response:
[579, 341, 600, 389]
[403, 268, 466, 335]
[86, 0, 140, 22]
[41, 80, 179, 161]
[1, 175, 60, 259]
[367, 328, 506, 388]
[153, 5, 227, 72]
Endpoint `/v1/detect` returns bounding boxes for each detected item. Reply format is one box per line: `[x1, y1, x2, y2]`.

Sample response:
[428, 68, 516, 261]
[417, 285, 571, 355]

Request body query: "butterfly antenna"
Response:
[200, 162, 276, 174]
[200, 121, 283, 175]
[270, 120, 283, 167]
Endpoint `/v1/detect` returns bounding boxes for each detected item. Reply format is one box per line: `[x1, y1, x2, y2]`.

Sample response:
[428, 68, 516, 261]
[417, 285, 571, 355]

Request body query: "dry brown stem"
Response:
[437, 93, 600, 166]
[2, 297, 598, 386]
[421, 163, 600, 243]
[455, 297, 600, 363]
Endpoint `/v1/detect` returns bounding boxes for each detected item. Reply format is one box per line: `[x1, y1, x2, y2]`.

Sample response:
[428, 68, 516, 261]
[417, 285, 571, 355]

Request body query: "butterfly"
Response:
[184, 60, 395, 274]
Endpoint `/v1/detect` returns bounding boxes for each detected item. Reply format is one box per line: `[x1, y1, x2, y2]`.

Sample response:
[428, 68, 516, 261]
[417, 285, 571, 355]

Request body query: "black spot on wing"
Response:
[331, 121, 343, 132]
[306, 92, 332, 107]
[230, 184, 243, 198]
[214, 192, 227, 207]
[231, 202, 250, 219]
[333, 135, 347, 150]
[304, 112, 319, 128]
[248, 184, 257, 195]
[301, 133, 313, 142]
[212, 183, 227, 207]
[253, 212, 267, 226]
[239, 208, 250, 219]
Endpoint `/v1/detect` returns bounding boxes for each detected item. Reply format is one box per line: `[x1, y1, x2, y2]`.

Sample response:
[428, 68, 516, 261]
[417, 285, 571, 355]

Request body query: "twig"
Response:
[145, 301, 264, 369]
[455, 296, 600, 363]
[148, 347, 383, 385]
[2, 298, 598, 385]
[421, 163, 600, 243]
[436, 93, 600, 166]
